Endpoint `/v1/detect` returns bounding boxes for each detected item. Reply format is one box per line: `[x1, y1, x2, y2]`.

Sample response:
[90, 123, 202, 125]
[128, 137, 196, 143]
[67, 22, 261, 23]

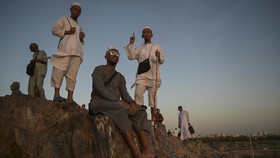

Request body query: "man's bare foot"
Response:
[143, 150, 156, 158]
[134, 153, 144, 158]
[144, 154, 157, 158]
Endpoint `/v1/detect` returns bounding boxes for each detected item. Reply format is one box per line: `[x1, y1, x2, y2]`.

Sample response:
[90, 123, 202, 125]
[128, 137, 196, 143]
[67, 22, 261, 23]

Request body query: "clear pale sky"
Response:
[1, 0, 279, 136]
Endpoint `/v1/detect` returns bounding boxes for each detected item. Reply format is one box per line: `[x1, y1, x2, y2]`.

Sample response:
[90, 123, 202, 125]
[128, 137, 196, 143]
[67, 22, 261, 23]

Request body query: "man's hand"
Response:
[155, 50, 161, 62]
[79, 31, 85, 43]
[129, 101, 139, 113]
[116, 100, 140, 113]
[155, 50, 160, 57]
[129, 32, 135, 44]
[65, 27, 76, 35]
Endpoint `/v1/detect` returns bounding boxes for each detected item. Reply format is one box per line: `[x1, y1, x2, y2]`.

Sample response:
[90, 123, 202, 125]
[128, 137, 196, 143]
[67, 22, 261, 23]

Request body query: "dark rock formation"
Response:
[0, 95, 173, 158]
[0, 95, 233, 158]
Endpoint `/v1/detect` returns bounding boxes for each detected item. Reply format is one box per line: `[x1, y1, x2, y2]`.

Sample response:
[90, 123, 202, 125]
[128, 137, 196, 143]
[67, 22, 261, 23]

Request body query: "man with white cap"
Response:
[124, 26, 165, 121]
[89, 47, 156, 158]
[51, 2, 85, 106]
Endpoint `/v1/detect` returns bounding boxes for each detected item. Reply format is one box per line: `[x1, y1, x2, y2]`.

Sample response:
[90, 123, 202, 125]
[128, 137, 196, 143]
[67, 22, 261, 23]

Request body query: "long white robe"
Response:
[178, 110, 191, 140]
[124, 43, 165, 107]
[51, 16, 84, 71]
[124, 43, 165, 88]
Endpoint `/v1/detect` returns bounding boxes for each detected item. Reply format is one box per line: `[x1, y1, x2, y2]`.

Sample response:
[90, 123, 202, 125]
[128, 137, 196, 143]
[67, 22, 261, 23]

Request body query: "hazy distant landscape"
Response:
[192, 135, 280, 157]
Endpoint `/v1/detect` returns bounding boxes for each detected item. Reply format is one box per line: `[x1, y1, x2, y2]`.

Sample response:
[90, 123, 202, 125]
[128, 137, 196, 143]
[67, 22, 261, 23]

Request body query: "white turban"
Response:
[71, 2, 81, 8]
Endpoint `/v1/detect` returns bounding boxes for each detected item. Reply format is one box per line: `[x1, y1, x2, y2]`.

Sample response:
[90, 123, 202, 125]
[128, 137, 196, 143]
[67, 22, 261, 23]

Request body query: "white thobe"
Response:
[124, 43, 165, 87]
[51, 16, 84, 71]
[178, 110, 191, 140]
[124, 43, 165, 107]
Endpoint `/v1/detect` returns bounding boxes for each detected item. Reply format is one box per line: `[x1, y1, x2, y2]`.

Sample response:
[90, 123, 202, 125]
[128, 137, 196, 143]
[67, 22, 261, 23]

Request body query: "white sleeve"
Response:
[52, 17, 67, 38]
[124, 44, 138, 60]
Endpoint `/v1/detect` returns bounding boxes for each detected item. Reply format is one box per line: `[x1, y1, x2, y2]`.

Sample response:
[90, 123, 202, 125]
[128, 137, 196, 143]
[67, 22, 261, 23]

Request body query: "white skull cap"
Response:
[106, 47, 119, 53]
[71, 2, 81, 7]
[142, 26, 152, 31]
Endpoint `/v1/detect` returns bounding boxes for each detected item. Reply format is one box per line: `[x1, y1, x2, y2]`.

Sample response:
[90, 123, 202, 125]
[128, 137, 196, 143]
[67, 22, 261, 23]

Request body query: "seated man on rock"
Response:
[89, 47, 156, 158]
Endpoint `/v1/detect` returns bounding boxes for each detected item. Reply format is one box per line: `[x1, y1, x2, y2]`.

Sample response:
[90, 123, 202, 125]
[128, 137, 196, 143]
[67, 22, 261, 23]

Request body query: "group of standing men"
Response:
[17, 1, 195, 156]
[25, 2, 165, 158]
[26, 2, 165, 112]
[26, 2, 84, 105]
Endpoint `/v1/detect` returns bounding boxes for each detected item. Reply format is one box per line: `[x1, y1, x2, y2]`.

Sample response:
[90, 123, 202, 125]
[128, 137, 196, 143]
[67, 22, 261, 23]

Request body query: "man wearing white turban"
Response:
[50, 2, 85, 106]
[124, 26, 165, 121]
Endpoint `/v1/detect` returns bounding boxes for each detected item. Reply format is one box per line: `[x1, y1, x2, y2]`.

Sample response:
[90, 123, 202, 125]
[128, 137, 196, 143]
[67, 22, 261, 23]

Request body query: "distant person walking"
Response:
[178, 105, 192, 142]
[28, 43, 47, 99]
[50, 2, 85, 106]
[124, 26, 165, 121]
[10, 81, 22, 96]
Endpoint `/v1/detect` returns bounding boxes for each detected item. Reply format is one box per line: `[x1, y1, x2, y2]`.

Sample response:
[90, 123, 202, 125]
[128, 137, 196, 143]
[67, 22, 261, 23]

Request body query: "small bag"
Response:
[26, 62, 35, 76]
[137, 58, 150, 74]
[137, 44, 153, 75]
[189, 125, 195, 134]
[26, 52, 38, 76]
[177, 131, 181, 138]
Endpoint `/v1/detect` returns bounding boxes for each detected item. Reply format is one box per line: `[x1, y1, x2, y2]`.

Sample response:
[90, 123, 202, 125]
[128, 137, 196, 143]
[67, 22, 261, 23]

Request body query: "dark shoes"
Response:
[53, 96, 78, 106]
[53, 96, 67, 102]
[69, 100, 79, 106]
[53, 96, 79, 111]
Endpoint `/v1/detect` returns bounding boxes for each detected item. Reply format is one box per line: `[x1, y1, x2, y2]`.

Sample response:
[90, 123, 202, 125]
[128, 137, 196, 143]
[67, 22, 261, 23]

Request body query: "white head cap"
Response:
[106, 47, 119, 53]
[71, 2, 81, 8]
[142, 26, 152, 32]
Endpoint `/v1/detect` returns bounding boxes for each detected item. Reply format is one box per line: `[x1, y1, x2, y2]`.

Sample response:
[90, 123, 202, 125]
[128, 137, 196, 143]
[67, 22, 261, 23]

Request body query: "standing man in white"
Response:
[51, 2, 85, 106]
[178, 105, 192, 142]
[124, 26, 165, 121]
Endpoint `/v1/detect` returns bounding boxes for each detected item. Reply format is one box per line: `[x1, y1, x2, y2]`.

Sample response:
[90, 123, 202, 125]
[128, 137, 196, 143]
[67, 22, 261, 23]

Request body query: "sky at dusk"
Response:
[0, 0, 280, 136]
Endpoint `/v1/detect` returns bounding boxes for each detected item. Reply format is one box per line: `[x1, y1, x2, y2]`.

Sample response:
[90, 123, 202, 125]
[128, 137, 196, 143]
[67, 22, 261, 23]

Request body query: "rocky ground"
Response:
[0, 95, 279, 158]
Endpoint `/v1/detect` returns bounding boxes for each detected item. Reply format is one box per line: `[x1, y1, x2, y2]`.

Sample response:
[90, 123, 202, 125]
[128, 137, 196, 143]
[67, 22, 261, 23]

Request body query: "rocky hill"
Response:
[0, 95, 236, 158]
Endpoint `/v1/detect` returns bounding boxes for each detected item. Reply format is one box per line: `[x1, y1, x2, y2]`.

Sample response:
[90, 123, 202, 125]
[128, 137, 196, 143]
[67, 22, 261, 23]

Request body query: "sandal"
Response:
[69, 100, 79, 106]
[53, 96, 67, 102]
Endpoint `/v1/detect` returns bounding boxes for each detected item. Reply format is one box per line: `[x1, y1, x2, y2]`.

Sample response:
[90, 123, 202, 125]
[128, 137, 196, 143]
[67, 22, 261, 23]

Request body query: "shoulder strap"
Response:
[57, 18, 72, 49]
[88, 71, 118, 115]
[148, 44, 153, 58]
[66, 17, 72, 27]
[34, 52, 39, 59]
[90, 71, 118, 98]
[105, 71, 118, 86]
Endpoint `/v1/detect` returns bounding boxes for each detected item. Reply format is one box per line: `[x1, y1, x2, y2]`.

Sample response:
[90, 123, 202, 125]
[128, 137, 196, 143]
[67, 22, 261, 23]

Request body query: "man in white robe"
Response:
[124, 26, 165, 120]
[50, 2, 85, 105]
[178, 105, 192, 142]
